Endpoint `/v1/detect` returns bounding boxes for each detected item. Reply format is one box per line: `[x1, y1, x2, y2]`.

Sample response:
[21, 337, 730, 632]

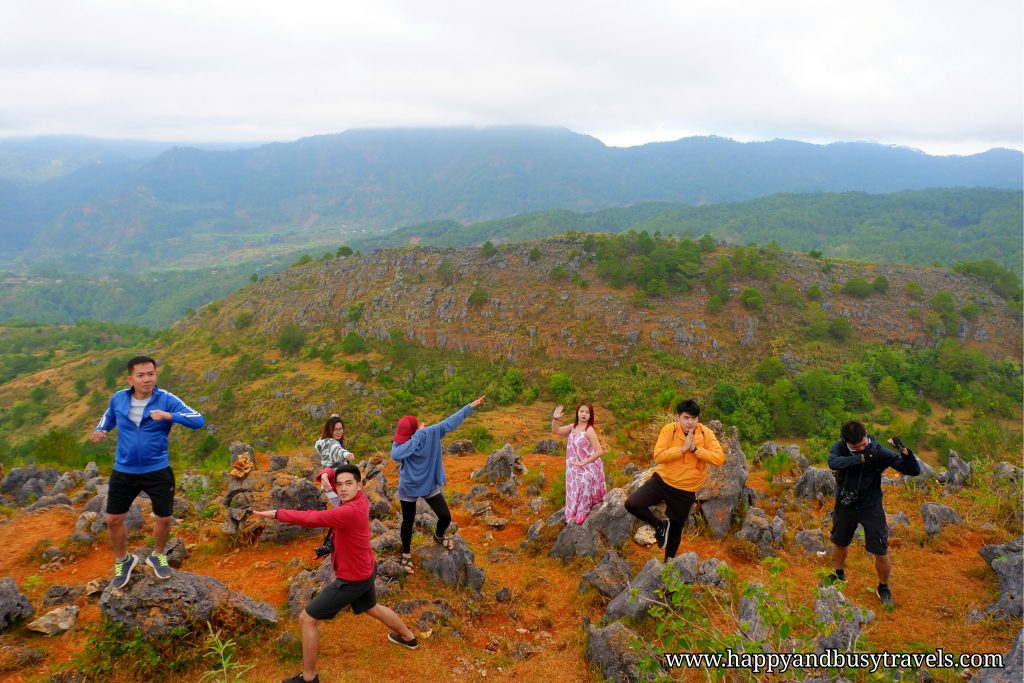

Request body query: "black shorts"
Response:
[106, 467, 175, 517]
[830, 503, 888, 555]
[305, 571, 377, 620]
[627, 472, 697, 522]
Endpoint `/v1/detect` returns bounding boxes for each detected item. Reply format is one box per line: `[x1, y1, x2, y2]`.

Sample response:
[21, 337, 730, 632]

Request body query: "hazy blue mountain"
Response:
[1, 127, 1020, 272]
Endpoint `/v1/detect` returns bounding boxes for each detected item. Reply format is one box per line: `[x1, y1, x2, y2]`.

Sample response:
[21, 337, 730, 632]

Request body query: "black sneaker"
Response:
[146, 552, 172, 580]
[110, 554, 139, 590]
[654, 520, 670, 550]
[281, 673, 319, 683]
[387, 631, 419, 650]
[877, 584, 895, 608]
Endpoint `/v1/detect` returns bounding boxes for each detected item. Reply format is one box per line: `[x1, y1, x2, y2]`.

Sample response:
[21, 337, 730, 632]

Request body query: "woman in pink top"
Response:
[550, 401, 607, 524]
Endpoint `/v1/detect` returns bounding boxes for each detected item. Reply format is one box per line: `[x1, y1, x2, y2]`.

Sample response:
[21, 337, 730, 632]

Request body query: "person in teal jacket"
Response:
[90, 355, 204, 588]
[390, 395, 485, 574]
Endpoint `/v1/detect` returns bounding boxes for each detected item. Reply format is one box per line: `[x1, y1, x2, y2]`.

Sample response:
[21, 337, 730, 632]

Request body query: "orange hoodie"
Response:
[653, 421, 725, 491]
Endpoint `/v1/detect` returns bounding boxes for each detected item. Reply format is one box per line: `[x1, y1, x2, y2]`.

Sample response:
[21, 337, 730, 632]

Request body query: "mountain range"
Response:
[1, 127, 1021, 273]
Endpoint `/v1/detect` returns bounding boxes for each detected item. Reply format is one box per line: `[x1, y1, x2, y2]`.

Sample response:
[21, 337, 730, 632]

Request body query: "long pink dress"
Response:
[564, 428, 607, 522]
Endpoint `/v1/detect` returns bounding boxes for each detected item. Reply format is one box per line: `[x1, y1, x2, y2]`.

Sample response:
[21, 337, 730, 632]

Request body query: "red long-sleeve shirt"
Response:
[276, 490, 374, 581]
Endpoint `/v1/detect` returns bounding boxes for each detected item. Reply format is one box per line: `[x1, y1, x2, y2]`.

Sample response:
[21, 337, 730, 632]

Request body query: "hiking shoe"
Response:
[387, 631, 419, 650]
[111, 554, 139, 590]
[877, 584, 895, 608]
[654, 520, 670, 549]
[146, 552, 172, 580]
[281, 673, 319, 683]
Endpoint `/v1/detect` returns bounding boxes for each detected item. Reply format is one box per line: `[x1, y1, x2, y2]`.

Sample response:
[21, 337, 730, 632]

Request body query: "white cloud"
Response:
[0, 0, 1020, 155]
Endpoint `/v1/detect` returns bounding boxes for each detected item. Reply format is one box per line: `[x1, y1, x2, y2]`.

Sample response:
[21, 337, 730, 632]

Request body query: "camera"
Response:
[314, 531, 334, 559]
[890, 436, 905, 451]
[838, 488, 858, 508]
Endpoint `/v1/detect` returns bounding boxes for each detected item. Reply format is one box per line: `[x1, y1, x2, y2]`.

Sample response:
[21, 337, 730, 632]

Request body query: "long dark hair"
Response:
[573, 401, 595, 430]
[320, 415, 345, 446]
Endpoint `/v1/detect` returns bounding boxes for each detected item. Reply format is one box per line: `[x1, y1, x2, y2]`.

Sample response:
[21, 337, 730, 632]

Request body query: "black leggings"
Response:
[400, 492, 451, 554]
[624, 473, 695, 560]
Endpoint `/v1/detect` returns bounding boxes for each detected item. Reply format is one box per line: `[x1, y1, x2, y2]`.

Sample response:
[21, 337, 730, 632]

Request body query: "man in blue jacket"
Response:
[90, 355, 204, 588]
[827, 420, 921, 608]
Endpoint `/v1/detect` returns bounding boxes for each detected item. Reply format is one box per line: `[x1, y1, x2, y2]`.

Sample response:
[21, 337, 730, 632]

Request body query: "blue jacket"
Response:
[827, 434, 921, 510]
[390, 404, 474, 499]
[94, 386, 205, 474]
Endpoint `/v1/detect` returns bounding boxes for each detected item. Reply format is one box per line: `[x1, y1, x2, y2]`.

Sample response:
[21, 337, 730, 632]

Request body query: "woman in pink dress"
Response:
[550, 401, 607, 524]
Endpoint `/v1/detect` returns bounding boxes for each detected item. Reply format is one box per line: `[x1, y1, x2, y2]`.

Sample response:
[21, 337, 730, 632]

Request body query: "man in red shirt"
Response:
[255, 464, 417, 683]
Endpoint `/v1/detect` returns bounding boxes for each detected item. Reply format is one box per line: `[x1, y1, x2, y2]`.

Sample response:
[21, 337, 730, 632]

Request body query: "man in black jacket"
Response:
[827, 420, 921, 608]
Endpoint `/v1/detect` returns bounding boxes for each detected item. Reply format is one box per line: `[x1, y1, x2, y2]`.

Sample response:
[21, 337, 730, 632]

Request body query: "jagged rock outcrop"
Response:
[941, 450, 972, 489]
[795, 529, 827, 554]
[0, 577, 35, 629]
[813, 586, 873, 653]
[412, 537, 484, 595]
[586, 621, 662, 682]
[604, 552, 727, 623]
[974, 628, 1023, 683]
[287, 558, 336, 617]
[695, 422, 748, 538]
[735, 507, 785, 558]
[920, 502, 962, 536]
[469, 444, 527, 484]
[973, 537, 1023, 620]
[578, 551, 632, 599]
[794, 467, 838, 502]
[550, 488, 636, 560]
[754, 441, 808, 472]
[99, 570, 277, 636]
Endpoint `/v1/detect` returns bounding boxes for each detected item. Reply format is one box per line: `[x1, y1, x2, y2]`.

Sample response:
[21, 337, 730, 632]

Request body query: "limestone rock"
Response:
[26, 605, 78, 635]
[814, 586, 873, 653]
[412, 538, 484, 595]
[974, 628, 1023, 683]
[470, 444, 527, 484]
[579, 552, 632, 599]
[586, 621, 660, 682]
[794, 467, 837, 501]
[0, 577, 35, 629]
[920, 502, 962, 536]
[99, 570, 277, 636]
[975, 537, 1023, 620]
[795, 529, 826, 554]
[695, 423, 748, 538]
[550, 488, 636, 560]
[735, 507, 785, 558]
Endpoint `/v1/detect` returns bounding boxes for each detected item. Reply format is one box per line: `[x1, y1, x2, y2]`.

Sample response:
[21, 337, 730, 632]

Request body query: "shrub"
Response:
[805, 284, 824, 302]
[549, 372, 575, 403]
[468, 286, 489, 307]
[480, 241, 497, 258]
[872, 275, 890, 293]
[528, 247, 542, 262]
[341, 331, 367, 354]
[277, 323, 306, 356]
[841, 277, 873, 298]
[336, 245, 353, 257]
[549, 265, 569, 281]
[904, 280, 925, 301]
[739, 287, 763, 311]
[754, 357, 786, 385]
[463, 425, 495, 453]
[828, 316, 852, 341]
[291, 254, 313, 268]
[346, 303, 364, 322]
[233, 311, 253, 330]
[711, 382, 740, 415]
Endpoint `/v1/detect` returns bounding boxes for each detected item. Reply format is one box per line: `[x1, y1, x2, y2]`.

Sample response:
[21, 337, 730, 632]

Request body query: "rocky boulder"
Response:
[695, 422, 748, 538]
[974, 537, 1023, 620]
[579, 552, 633, 599]
[754, 441, 808, 472]
[412, 537, 484, 595]
[795, 529, 827, 554]
[100, 570, 277, 636]
[223, 471, 325, 543]
[903, 456, 936, 490]
[813, 586, 873, 653]
[920, 502, 962, 536]
[974, 628, 1023, 683]
[0, 577, 35, 629]
[941, 450, 972, 489]
[794, 467, 837, 502]
[550, 488, 636, 560]
[604, 552, 727, 623]
[26, 606, 78, 636]
[287, 559, 335, 617]
[534, 439, 561, 455]
[446, 439, 474, 455]
[735, 507, 785, 558]
[470, 444, 527, 484]
[586, 621, 661, 682]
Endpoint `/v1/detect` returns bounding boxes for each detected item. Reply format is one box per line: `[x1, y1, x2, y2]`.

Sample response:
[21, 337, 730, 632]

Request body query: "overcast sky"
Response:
[2, 0, 1021, 156]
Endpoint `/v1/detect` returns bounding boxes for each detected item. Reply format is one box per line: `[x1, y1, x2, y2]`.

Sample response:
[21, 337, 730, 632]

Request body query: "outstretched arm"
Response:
[430, 396, 486, 438]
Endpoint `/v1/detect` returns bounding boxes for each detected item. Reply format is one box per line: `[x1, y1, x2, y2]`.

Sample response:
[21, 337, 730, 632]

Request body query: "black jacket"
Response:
[827, 435, 922, 510]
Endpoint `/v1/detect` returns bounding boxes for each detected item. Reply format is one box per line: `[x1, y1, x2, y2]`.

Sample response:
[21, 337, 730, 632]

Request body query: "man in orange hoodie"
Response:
[625, 399, 725, 560]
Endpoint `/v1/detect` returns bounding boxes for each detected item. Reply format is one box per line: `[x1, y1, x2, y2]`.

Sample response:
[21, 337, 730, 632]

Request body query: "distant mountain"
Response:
[357, 188, 1024, 274]
[1, 127, 1020, 272]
